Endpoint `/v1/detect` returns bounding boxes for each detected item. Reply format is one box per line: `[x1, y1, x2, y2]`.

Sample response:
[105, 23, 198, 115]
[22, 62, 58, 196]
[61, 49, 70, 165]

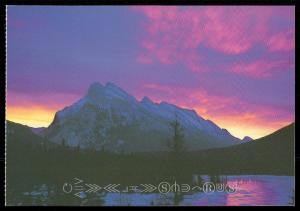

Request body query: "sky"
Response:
[6, 6, 295, 139]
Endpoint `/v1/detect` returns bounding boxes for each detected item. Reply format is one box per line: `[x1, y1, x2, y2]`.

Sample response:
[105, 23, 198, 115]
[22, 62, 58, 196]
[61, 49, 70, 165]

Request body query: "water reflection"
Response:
[193, 175, 294, 206]
[224, 176, 295, 206]
[7, 175, 295, 206]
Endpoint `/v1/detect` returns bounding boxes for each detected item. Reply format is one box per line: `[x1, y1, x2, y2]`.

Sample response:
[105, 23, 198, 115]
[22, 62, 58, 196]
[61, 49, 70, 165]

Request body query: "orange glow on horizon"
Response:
[6, 106, 56, 128]
[192, 108, 293, 140]
[6, 104, 293, 139]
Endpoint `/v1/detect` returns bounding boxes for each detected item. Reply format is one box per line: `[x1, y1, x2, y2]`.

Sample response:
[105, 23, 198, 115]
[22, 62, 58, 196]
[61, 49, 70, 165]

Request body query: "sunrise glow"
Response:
[7, 6, 295, 139]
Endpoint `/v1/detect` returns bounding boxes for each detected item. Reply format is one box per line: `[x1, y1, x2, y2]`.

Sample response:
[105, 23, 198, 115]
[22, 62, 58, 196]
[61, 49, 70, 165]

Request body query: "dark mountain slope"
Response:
[185, 123, 295, 175]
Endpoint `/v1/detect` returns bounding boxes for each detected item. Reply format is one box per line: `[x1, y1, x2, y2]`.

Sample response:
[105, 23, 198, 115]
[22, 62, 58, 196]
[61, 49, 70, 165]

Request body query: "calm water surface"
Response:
[103, 175, 294, 206]
[8, 175, 295, 206]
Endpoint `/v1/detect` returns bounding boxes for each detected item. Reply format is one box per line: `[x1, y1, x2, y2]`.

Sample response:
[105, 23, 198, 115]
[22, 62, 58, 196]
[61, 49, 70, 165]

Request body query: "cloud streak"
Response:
[228, 59, 294, 78]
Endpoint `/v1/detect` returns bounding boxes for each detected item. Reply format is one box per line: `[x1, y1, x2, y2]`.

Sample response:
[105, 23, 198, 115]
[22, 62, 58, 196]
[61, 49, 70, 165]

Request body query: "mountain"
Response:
[31, 127, 46, 135]
[242, 136, 253, 142]
[186, 123, 295, 175]
[42, 82, 241, 152]
[230, 122, 294, 153]
[6, 120, 56, 149]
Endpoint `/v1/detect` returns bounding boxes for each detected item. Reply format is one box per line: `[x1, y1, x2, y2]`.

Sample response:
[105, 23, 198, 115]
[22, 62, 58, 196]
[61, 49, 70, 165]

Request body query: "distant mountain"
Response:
[6, 120, 56, 149]
[187, 123, 295, 175]
[232, 122, 294, 152]
[31, 127, 46, 135]
[242, 136, 253, 142]
[42, 82, 241, 152]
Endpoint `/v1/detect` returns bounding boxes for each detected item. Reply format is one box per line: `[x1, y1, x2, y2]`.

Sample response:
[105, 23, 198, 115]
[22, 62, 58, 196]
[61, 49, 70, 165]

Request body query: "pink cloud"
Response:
[267, 29, 295, 52]
[228, 59, 294, 78]
[201, 7, 265, 54]
[132, 6, 294, 76]
[132, 6, 206, 71]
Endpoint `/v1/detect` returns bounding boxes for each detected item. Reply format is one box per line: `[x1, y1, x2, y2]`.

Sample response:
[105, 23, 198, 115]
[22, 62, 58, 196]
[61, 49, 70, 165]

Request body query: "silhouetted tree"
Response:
[167, 113, 185, 180]
[101, 145, 105, 153]
[76, 143, 80, 153]
[61, 138, 66, 148]
[168, 113, 185, 155]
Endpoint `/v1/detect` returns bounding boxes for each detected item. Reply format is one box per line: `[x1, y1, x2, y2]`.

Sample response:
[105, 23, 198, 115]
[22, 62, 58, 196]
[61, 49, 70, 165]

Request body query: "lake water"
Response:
[8, 175, 295, 206]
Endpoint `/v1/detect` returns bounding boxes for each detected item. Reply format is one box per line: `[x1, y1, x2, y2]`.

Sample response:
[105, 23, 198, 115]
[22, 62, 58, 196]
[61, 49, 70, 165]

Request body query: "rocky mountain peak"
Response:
[141, 96, 154, 104]
[242, 136, 253, 142]
[87, 82, 104, 96]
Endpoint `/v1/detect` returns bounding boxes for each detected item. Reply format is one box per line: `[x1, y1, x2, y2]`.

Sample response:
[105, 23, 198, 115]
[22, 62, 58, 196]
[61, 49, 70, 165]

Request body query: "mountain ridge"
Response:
[42, 82, 243, 152]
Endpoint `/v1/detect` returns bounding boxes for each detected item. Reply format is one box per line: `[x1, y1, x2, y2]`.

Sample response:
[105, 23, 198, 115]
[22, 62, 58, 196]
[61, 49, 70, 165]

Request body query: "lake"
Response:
[7, 175, 295, 206]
